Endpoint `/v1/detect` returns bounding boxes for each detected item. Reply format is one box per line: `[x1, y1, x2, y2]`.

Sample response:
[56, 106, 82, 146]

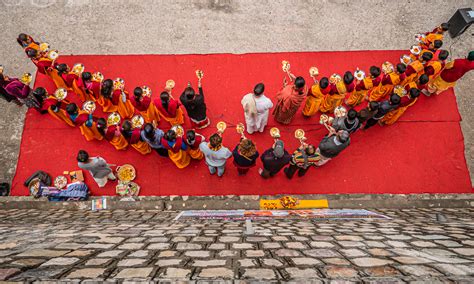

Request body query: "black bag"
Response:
[24, 170, 52, 187]
[0, 183, 10, 196]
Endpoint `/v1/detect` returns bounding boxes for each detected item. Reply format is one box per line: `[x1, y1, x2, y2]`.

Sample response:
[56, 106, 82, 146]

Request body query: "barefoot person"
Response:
[241, 83, 273, 134]
[77, 150, 116, 188]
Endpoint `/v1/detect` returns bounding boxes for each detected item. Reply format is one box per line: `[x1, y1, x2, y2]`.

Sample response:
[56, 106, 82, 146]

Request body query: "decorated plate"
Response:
[334, 106, 347, 118]
[82, 100, 96, 113]
[354, 69, 366, 81]
[72, 63, 84, 75]
[142, 86, 152, 97]
[107, 112, 121, 126]
[116, 164, 136, 182]
[131, 115, 145, 129]
[54, 175, 68, 189]
[54, 88, 67, 101]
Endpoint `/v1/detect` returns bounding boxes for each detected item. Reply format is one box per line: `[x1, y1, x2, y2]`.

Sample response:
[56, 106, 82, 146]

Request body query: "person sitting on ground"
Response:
[259, 140, 291, 179]
[77, 150, 116, 188]
[199, 133, 232, 177]
[232, 138, 259, 175]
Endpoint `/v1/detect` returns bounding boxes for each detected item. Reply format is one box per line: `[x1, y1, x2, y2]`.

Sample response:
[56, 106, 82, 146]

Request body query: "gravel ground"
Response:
[0, 0, 472, 184]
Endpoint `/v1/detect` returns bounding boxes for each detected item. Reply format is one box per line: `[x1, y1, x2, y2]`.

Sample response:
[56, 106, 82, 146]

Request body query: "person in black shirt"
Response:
[258, 140, 291, 178]
[232, 138, 259, 175]
[364, 94, 400, 130]
[332, 108, 361, 134]
[180, 79, 209, 129]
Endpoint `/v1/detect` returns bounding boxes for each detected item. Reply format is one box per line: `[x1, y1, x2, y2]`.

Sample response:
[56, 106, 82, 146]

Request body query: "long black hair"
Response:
[101, 79, 113, 99]
[160, 91, 170, 110]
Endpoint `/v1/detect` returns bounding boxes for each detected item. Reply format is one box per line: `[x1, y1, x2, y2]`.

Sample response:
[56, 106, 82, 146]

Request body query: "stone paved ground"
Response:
[0, 208, 472, 282]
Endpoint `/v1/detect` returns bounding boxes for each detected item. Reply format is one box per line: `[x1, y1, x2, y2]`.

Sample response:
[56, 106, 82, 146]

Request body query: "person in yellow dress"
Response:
[302, 77, 330, 117]
[185, 130, 204, 160]
[96, 118, 128, 150]
[319, 75, 346, 113]
[120, 120, 152, 155]
[161, 129, 190, 169]
[380, 88, 421, 126]
[65, 103, 103, 141]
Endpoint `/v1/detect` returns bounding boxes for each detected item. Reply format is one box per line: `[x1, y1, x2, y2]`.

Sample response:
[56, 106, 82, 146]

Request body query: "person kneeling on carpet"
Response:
[199, 133, 232, 177]
[232, 138, 259, 176]
[259, 140, 291, 179]
[284, 143, 320, 179]
[77, 150, 116, 188]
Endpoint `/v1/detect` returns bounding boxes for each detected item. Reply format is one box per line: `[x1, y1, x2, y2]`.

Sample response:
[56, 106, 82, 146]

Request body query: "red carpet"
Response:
[11, 51, 472, 196]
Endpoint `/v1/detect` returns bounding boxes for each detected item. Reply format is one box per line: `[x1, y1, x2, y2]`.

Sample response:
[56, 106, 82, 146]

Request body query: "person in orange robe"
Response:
[65, 103, 103, 141]
[96, 118, 128, 150]
[427, 51, 474, 95]
[401, 52, 433, 86]
[380, 88, 421, 126]
[185, 130, 204, 160]
[372, 63, 407, 101]
[55, 64, 76, 91]
[404, 74, 429, 96]
[27, 49, 67, 90]
[112, 80, 135, 119]
[161, 129, 191, 169]
[153, 91, 185, 125]
[346, 66, 379, 107]
[341, 71, 356, 102]
[131, 87, 159, 123]
[302, 77, 330, 117]
[424, 50, 449, 81]
[273, 76, 307, 124]
[120, 120, 151, 155]
[39, 90, 75, 127]
[73, 72, 101, 102]
[420, 23, 449, 49]
[98, 79, 118, 113]
[319, 76, 346, 113]
[17, 33, 39, 54]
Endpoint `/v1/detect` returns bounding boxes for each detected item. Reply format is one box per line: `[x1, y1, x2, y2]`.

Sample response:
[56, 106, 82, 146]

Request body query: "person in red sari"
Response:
[131, 86, 159, 123]
[185, 129, 204, 160]
[0, 72, 30, 106]
[96, 117, 128, 150]
[161, 129, 190, 169]
[342, 71, 356, 102]
[17, 33, 39, 54]
[26, 49, 66, 90]
[40, 89, 75, 127]
[65, 103, 103, 141]
[272, 76, 307, 124]
[112, 78, 135, 119]
[120, 120, 152, 155]
[99, 79, 118, 113]
[74, 72, 98, 102]
[154, 91, 185, 125]
[428, 51, 474, 95]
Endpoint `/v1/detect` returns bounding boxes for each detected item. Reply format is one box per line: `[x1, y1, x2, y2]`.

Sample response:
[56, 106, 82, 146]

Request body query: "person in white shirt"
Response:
[241, 83, 273, 134]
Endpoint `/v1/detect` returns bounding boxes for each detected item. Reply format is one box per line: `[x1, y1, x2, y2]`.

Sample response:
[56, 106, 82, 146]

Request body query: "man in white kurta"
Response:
[241, 83, 273, 134]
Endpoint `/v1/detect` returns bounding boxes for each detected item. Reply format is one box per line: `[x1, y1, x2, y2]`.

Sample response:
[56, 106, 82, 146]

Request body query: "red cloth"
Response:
[154, 97, 180, 118]
[112, 89, 129, 105]
[61, 73, 78, 87]
[131, 96, 151, 112]
[72, 113, 90, 126]
[185, 135, 203, 150]
[440, 59, 474, 83]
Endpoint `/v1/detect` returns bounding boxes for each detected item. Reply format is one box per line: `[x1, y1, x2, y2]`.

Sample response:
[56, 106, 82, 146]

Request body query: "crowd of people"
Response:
[1, 24, 473, 187]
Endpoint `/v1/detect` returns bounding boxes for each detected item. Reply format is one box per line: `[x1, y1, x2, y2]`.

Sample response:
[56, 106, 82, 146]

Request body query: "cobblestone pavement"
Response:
[0, 208, 472, 282]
